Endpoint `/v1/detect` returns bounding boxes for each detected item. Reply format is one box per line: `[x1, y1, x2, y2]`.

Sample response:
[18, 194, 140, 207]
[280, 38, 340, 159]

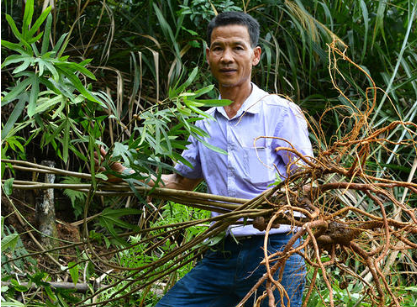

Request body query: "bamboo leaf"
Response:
[194, 135, 227, 155]
[372, 0, 387, 45]
[176, 67, 198, 96]
[187, 104, 213, 120]
[62, 118, 71, 163]
[5, 15, 23, 42]
[1, 78, 32, 106]
[189, 84, 214, 98]
[52, 33, 69, 55]
[199, 99, 233, 107]
[41, 13, 53, 55]
[56, 67, 99, 103]
[1, 300, 26, 307]
[27, 75, 40, 117]
[68, 262, 79, 286]
[359, 0, 369, 61]
[1, 54, 29, 69]
[1, 94, 27, 140]
[1, 232, 19, 252]
[98, 208, 142, 244]
[27, 7, 52, 38]
[0, 40, 28, 56]
[12, 59, 32, 74]
[37, 58, 59, 80]
[22, 0, 34, 39]
[64, 62, 97, 80]
[153, 3, 179, 55]
[34, 94, 65, 115]
[27, 31, 44, 44]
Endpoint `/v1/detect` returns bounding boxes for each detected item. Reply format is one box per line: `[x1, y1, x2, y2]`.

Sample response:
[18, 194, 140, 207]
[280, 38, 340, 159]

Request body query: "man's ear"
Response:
[252, 46, 261, 66]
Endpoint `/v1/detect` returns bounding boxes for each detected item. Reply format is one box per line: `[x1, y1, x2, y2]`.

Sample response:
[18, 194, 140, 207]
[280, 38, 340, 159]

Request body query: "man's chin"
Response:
[219, 81, 237, 88]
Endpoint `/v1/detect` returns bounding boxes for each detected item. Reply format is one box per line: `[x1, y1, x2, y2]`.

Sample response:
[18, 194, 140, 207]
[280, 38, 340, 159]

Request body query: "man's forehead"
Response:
[210, 25, 251, 44]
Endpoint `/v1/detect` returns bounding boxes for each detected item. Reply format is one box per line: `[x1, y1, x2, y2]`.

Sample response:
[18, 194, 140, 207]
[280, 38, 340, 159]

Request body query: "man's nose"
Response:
[221, 48, 233, 62]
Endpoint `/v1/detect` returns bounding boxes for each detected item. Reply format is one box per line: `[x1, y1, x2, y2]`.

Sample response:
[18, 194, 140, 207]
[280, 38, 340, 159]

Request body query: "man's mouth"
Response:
[219, 68, 237, 74]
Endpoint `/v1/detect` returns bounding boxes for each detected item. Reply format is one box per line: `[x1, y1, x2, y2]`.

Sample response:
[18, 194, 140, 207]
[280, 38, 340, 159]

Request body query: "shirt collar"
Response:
[215, 83, 266, 119]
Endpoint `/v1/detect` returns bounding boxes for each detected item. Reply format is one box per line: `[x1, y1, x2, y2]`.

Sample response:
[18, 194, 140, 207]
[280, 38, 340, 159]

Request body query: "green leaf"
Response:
[0, 300, 27, 307]
[68, 262, 79, 286]
[68, 62, 97, 80]
[196, 136, 227, 155]
[176, 101, 192, 116]
[5, 14, 23, 42]
[153, 3, 179, 56]
[187, 104, 214, 120]
[27, 7, 52, 39]
[170, 67, 199, 99]
[1, 54, 30, 69]
[372, 0, 387, 45]
[34, 94, 65, 115]
[183, 97, 205, 107]
[22, 0, 35, 39]
[404, 286, 417, 292]
[7, 136, 25, 153]
[0, 40, 28, 56]
[56, 67, 99, 102]
[41, 13, 53, 54]
[1, 232, 19, 252]
[63, 118, 71, 162]
[27, 75, 40, 117]
[191, 84, 215, 98]
[38, 57, 59, 79]
[44, 284, 57, 301]
[112, 142, 131, 164]
[52, 33, 69, 54]
[12, 58, 32, 74]
[27, 31, 44, 45]
[95, 173, 108, 181]
[1, 78, 32, 106]
[189, 124, 209, 138]
[98, 208, 142, 245]
[1, 94, 27, 139]
[359, 0, 369, 61]
[199, 99, 232, 107]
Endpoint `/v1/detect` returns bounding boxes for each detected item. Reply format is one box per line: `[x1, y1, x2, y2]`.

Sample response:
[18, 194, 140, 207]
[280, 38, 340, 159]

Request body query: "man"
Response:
[103, 11, 312, 307]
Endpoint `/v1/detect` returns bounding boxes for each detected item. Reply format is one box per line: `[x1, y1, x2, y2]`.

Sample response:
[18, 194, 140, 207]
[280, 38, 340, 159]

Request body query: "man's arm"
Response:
[95, 147, 202, 190]
[161, 173, 203, 191]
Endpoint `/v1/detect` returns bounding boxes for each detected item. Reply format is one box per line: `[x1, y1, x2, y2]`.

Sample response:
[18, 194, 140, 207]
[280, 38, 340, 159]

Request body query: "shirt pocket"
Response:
[241, 146, 276, 185]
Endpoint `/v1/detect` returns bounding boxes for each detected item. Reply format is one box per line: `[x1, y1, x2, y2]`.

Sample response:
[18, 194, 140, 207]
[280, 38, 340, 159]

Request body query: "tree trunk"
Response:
[37, 160, 59, 259]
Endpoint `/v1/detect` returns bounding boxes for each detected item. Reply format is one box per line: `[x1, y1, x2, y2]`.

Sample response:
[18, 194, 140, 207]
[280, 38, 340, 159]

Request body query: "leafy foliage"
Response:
[1, 0, 416, 306]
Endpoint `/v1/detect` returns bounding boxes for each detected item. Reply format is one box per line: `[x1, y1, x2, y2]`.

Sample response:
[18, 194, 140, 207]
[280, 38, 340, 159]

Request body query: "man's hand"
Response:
[94, 147, 202, 189]
[94, 147, 126, 182]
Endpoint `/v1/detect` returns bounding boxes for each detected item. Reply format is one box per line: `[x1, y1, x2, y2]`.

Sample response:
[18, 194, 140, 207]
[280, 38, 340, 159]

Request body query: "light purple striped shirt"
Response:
[175, 83, 313, 236]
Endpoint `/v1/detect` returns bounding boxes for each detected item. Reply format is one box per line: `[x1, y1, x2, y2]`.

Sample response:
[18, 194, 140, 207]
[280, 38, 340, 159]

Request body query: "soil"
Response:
[1, 190, 81, 271]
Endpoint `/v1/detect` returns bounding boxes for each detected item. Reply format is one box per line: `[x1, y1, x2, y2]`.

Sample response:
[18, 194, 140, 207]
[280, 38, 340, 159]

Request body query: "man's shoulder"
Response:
[261, 94, 302, 114]
[252, 84, 299, 111]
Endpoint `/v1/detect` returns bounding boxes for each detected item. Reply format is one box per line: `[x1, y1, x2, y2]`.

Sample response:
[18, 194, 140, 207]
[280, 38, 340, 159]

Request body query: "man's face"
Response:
[206, 25, 261, 89]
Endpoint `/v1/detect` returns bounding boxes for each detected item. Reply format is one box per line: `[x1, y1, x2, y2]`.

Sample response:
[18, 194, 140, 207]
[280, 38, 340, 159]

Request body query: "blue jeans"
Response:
[155, 233, 305, 307]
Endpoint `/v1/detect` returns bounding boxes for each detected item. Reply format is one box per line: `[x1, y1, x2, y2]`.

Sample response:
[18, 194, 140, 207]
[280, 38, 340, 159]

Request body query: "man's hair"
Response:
[207, 11, 260, 48]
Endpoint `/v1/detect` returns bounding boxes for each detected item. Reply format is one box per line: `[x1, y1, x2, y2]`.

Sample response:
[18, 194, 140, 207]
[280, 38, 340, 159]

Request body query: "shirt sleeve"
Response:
[272, 102, 313, 173]
[174, 134, 204, 179]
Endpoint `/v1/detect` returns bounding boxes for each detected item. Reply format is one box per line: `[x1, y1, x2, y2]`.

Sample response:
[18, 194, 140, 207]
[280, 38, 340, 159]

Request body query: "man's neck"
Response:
[220, 82, 253, 119]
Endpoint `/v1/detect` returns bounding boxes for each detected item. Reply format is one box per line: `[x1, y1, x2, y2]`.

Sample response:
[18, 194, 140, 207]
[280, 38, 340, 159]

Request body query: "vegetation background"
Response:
[1, 0, 416, 306]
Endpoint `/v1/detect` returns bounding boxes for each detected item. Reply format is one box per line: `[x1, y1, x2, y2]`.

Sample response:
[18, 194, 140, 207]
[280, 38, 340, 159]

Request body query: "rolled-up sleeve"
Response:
[272, 103, 313, 172]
